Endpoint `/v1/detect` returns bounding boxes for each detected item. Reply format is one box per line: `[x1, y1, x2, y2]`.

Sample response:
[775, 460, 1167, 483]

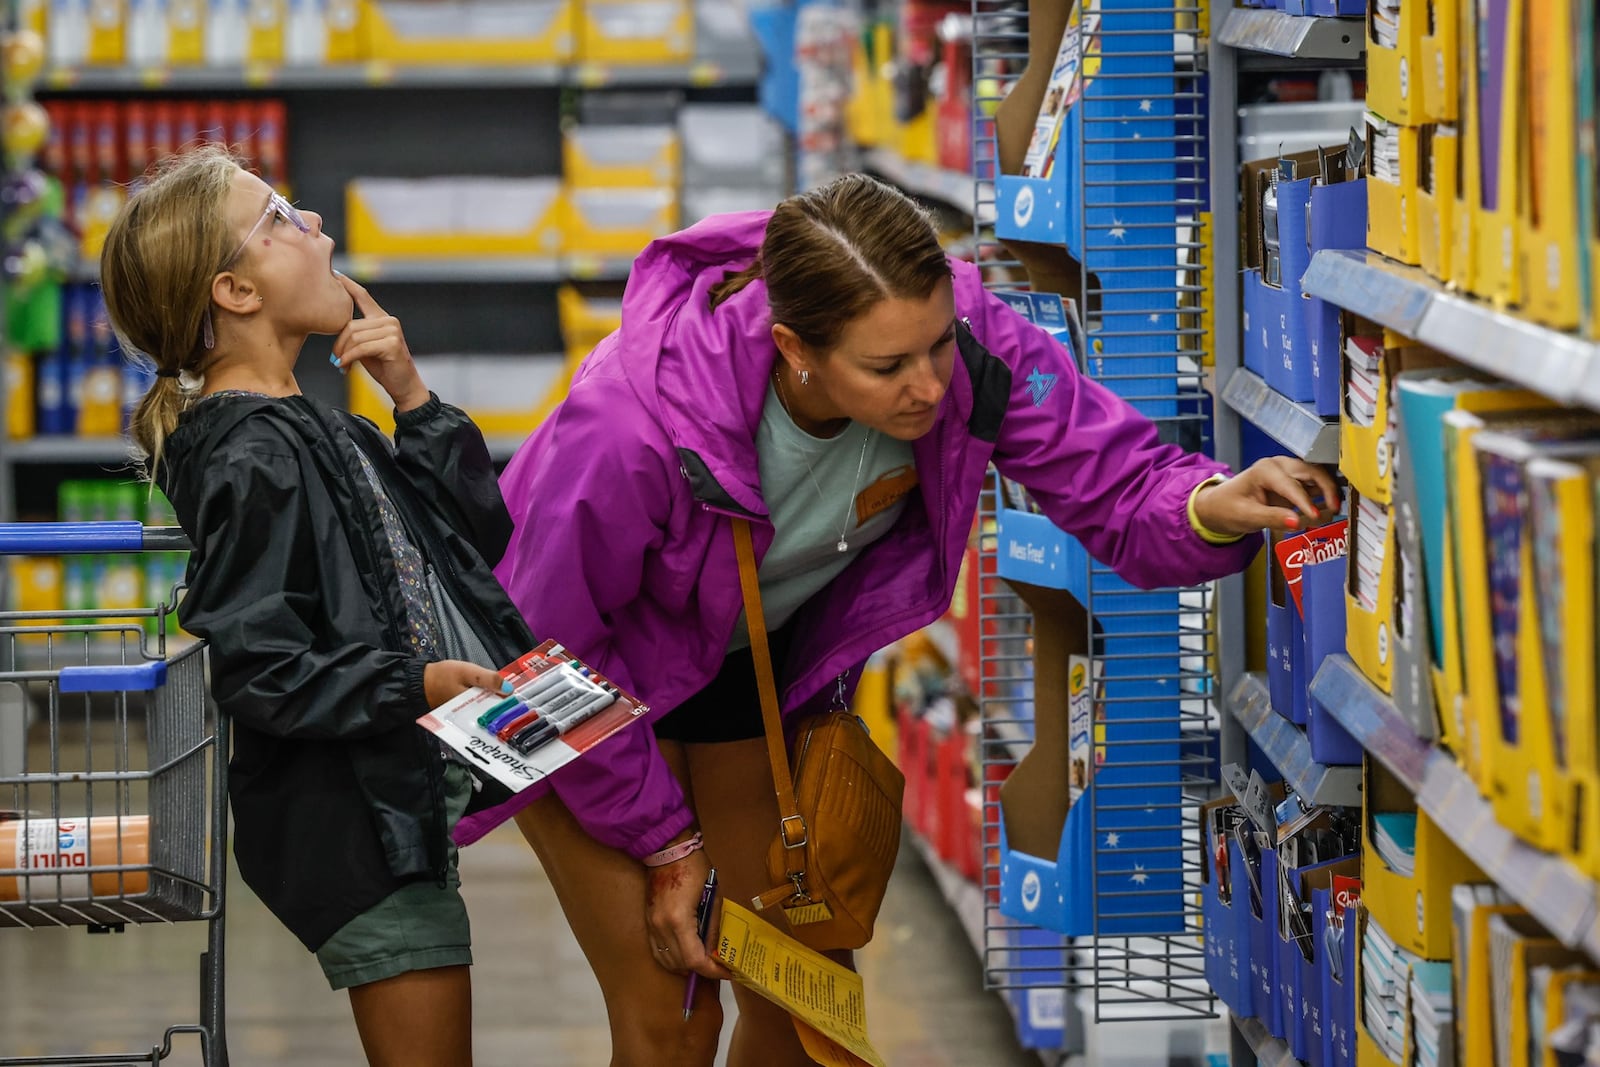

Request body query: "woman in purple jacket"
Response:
[457, 175, 1335, 1065]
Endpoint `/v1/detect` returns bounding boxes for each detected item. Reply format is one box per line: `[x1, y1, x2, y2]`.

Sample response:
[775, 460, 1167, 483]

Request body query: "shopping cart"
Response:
[0, 521, 227, 1067]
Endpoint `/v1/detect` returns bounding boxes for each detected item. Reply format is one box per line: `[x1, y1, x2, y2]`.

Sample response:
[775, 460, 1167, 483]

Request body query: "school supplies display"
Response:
[1018, 0, 1101, 179]
[418, 640, 649, 793]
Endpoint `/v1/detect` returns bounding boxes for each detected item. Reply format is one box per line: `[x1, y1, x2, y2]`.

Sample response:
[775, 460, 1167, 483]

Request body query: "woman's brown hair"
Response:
[710, 173, 953, 352]
[99, 145, 242, 476]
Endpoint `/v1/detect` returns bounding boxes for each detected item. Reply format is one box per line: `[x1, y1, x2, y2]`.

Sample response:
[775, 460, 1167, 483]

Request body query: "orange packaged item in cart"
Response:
[0, 816, 150, 902]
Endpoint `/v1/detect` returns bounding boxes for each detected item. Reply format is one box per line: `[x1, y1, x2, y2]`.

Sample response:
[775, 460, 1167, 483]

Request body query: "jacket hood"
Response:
[605, 210, 778, 519]
[159, 393, 287, 509]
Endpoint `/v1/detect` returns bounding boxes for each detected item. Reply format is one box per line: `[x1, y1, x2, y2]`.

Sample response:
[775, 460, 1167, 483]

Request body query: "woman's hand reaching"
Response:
[1192, 457, 1342, 537]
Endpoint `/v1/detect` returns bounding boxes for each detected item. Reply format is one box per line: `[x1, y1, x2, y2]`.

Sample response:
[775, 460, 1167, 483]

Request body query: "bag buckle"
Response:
[780, 814, 808, 849]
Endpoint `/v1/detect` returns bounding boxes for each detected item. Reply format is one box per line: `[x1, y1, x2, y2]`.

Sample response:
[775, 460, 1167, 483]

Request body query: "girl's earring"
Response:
[799, 369, 810, 386]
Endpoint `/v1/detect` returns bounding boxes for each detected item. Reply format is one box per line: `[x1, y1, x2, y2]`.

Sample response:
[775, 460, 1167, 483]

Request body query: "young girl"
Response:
[99, 146, 534, 1067]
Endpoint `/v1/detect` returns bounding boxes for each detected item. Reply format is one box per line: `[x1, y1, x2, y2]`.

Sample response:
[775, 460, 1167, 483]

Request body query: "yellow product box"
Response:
[349, 351, 577, 440]
[846, 29, 889, 148]
[1439, 405, 1597, 788]
[7, 557, 64, 617]
[345, 177, 565, 258]
[1462, 0, 1524, 305]
[86, 0, 124, 63]
[360, 0, 574, 64]
[1366, 0, 1430, 124]
[1361, 759, 1483, 960]
[1519, 0, 1582, 329]
[1483, 442, 1600, 855]
[564, 187, 677, 258]
[1542, 971, 1600, 1067]
[1416, 126, 1459, 283]
[893, 108, 938, 168]
[1366, 114, 1423, 265]
[563, 125, 680, 189]
[324, 0, 363, 61]
[1418, 0, 1459, 122]
[556, 285, 621, 357]
[1489, 912, 1585, 1067]
[246, 0, 284, 63]
[1340, 335, 1449, 506]
[165, 0, 205, 63]
[6, 352, 34, 440]
[1456, 899, 1528, 1067]
[578, 0, 690, 64]
[1346, 489, 1396, 694]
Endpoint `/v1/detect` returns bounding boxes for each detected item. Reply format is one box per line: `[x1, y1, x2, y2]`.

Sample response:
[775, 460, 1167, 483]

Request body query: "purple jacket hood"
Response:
[455, 211, 1259, 857]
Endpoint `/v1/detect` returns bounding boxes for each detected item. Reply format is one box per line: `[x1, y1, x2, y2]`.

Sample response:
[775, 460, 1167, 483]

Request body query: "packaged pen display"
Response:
[418, 640, 649, 792]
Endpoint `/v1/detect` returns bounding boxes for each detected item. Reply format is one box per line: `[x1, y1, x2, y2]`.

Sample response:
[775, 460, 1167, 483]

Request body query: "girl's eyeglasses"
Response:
[203, 192, 312, 350]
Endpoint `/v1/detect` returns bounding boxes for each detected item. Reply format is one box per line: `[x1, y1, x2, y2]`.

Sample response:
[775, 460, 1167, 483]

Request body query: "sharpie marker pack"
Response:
[418, 640, 649, 793]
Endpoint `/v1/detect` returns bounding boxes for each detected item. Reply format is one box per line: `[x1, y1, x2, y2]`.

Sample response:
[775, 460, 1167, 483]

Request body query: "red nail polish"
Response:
[1285, 514, 1301, 530]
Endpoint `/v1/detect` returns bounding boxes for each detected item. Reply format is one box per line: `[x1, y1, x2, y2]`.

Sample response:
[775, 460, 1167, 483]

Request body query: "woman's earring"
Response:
[799, 369, 810, 386]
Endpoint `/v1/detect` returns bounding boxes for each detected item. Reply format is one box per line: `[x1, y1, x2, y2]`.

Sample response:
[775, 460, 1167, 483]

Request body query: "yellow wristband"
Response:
[1187, 474, 1247, 545]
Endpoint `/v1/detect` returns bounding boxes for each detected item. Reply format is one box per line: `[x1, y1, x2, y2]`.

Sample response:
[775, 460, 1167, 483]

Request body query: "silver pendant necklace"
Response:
[774, 367, 873, 552]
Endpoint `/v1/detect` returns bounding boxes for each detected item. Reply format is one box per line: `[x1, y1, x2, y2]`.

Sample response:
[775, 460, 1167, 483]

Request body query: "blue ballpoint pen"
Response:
[684, 867, 719, 1021]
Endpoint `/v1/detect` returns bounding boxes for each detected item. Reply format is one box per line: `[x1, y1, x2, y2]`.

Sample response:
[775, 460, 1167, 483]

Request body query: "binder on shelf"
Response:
[344, 176, 565, 257]
[1387, 397, 1439, 741]
[578, 0, 691, 64]
[562, 125, 681, 189]
[1361, 758, 1483, 959]
[1519, 0, 1582, 330]
[1416, 126, 1460, 284]
[357, 0, 575, 63]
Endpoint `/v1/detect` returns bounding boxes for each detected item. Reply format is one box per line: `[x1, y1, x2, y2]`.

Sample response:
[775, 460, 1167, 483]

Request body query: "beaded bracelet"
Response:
[643, 831, 704, 868]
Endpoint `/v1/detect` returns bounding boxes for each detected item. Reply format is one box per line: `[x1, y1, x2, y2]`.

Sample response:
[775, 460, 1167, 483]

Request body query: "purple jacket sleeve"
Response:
[492, 375, 696, 860]
[978, 289, 1261, 588]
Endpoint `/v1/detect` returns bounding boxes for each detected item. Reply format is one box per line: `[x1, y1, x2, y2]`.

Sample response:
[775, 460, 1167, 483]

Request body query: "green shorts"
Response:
[315, 761, 475, 991]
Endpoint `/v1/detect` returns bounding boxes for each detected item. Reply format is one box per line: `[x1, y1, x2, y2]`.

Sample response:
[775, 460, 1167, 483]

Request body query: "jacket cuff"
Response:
[1187, 474, 1248, 545]
[403, 656, 431, 716]
[622, 805, 698, 863]
[393, 392, 445, 430]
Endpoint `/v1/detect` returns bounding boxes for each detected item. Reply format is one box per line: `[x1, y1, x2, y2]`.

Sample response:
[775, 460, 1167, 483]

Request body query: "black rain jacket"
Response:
[158, 391, 534, 950]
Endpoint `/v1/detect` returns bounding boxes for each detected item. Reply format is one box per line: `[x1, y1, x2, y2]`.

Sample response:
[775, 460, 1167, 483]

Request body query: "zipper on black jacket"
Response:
[297, 400, 452, 884]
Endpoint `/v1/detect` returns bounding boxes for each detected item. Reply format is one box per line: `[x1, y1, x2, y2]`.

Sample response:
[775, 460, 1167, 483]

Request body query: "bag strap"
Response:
[731, 519, 811, 892]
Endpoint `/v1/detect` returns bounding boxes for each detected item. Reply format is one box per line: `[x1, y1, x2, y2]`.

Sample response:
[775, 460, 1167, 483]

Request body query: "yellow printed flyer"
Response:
[714, 901, 887, 1067]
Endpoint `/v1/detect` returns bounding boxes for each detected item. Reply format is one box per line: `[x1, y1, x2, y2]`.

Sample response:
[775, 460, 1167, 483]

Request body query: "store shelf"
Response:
[333, 255, 570, 284]
[1302, 249, 1600, 412]
[41, 58, 761, 93]
[865, 149, 976, 214]
[1233, 1013, 1304, 1067]
[1310, 654, 1600, 962]
[3, 437, 136, 466]
[1220, 368, 1340, 463]
[1212, 9, 1364, 60]
[1227, 672, 1361, 807]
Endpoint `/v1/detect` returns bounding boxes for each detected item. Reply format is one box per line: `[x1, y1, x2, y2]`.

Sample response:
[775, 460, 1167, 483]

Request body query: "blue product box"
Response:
[1318, 889, 1358, 1067]
[1266, 531, 1310, 724]
[1225, 838, 1258, 1017]
[998, 811, 1072, 934]
[1307, 0, 1365, 14]
[1307, 180, 1369, 417]
[1301, 556, 1363, 764]
[1243, 269, 1272, 379]
[1254, 847, 1283, 1037]
[1283, 0, 1311, 14]
[1001, 919, 1072, 1050]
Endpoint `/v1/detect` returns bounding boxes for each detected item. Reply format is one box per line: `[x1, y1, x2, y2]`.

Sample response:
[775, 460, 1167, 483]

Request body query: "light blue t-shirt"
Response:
[728, 382, 917, 651]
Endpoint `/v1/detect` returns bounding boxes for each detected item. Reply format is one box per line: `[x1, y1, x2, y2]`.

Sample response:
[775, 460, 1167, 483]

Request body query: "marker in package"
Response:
[418, 640, 650, 793]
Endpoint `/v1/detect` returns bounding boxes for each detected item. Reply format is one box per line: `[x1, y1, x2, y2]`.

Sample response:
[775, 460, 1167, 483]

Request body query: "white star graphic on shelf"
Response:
[1130, 865, 1150, 886]
[1108, 216, 1127, 240]
[1149, 313, 1161, 323]
[1133, 132, 1143, 140]
[1105, 832, 1121, 848]
[1139, 99, 1153, 112]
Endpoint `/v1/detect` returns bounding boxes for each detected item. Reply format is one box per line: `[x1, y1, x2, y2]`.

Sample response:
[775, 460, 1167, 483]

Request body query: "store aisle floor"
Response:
[0, 820, 1045, 1066]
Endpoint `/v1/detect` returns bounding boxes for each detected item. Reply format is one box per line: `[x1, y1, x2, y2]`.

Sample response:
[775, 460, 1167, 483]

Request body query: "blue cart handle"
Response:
[60, 661, 169, 693]
[0, 522, 191, 555]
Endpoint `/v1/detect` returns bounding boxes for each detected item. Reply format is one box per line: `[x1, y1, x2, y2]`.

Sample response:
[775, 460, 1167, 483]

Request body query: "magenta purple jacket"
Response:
[454, 210, 1260, 855]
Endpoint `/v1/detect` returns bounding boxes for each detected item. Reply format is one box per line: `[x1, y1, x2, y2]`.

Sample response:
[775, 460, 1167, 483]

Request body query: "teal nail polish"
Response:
[501, 679, 514, 695]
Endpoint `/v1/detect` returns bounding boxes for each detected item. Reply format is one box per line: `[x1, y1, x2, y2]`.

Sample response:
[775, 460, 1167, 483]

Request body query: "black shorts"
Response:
[652, 626, 796, 744]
